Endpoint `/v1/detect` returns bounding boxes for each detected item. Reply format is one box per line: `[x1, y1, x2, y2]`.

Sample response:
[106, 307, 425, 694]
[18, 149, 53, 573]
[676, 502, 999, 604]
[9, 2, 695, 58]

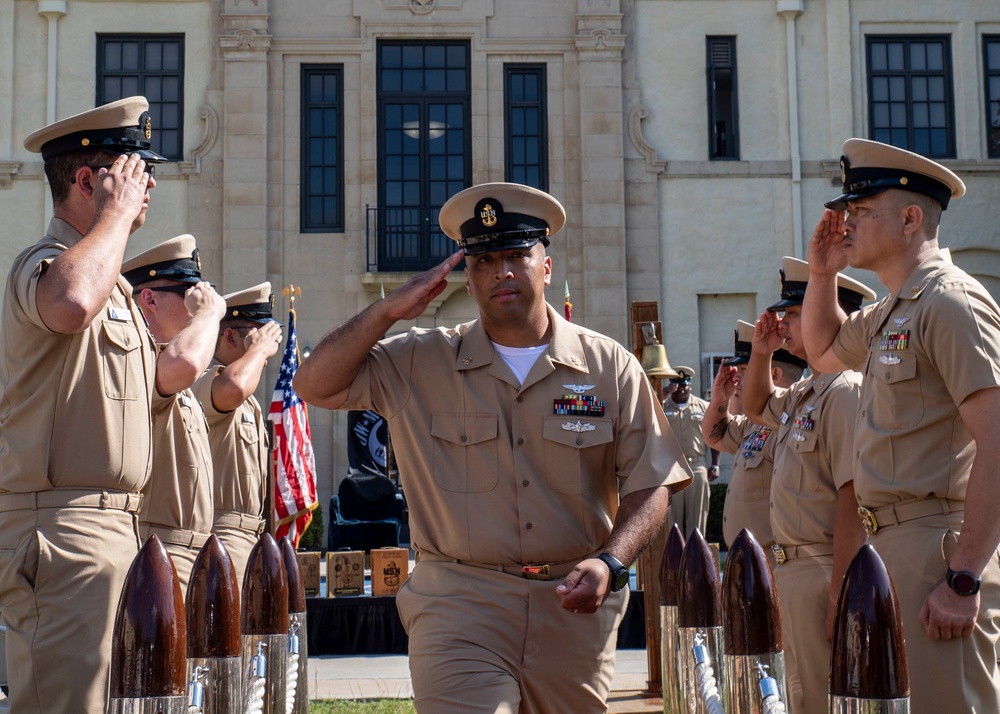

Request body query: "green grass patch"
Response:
[310, 700, 416, 713]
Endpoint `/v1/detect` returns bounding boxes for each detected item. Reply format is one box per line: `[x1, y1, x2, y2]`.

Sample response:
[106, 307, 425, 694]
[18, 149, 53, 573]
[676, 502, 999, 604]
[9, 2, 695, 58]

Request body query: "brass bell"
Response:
[639, 322, 679, 379]
[641, 342, 679, 379]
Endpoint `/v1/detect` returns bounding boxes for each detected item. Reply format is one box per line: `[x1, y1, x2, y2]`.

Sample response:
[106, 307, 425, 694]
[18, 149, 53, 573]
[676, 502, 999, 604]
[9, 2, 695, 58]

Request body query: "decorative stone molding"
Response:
[575, 14, 625, 54]
[0, 162, 20, 190]
[628, 105, 665, 175]
[177, 105, 220, 176]
[219, 26, 272, 55]
[410, 0, 436, 14]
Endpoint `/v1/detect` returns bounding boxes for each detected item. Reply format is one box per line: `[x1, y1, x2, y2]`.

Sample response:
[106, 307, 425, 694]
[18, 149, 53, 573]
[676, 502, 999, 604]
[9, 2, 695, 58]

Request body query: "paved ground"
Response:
[307, 648, 665, 712]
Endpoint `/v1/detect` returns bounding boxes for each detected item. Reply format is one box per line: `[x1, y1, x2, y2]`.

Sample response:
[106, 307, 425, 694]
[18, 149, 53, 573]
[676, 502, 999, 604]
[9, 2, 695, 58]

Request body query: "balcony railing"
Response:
[365, 204, 456, 273]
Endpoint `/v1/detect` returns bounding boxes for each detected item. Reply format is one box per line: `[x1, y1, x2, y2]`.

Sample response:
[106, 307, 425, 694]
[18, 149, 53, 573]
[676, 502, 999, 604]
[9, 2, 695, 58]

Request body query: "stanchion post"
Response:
[630, 300, 665, 696]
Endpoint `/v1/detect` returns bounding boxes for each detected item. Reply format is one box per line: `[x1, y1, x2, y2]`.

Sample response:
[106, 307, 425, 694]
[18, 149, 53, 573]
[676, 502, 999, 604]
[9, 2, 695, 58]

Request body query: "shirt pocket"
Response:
[542, 416, 613, 494]
[239, 419, 260, 445]
[430, 414, 499, 493]
[735, 454, 768, 502]
[869, 353, 922, 430]
[787, 429, 821, 492]
[101, 320, 142, 401]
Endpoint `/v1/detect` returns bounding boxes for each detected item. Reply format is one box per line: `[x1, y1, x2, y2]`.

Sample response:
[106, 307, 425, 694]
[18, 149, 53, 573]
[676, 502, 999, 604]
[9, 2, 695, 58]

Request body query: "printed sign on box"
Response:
[327, 550, 365, 596]
[295, 551, 321, 597]
[370, 547, 409, 597]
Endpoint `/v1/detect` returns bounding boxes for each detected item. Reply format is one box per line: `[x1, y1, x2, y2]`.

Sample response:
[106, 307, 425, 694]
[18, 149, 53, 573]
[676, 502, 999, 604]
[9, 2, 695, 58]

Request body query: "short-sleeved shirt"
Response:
[139, 374, 215, 535]
[193, 361, 268, 517]
[718, 414, 777, 547]
[0, 218, 156, 493]
[662, 396, 710, 467]
[341, 302, 693, 564]
[760, 371, 860, 547]
[832, 249, 1000, 508]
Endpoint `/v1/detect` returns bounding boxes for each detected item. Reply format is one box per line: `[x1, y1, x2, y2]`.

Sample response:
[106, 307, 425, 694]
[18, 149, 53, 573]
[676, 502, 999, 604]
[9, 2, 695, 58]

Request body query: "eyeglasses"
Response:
[70, 162, 155, 184]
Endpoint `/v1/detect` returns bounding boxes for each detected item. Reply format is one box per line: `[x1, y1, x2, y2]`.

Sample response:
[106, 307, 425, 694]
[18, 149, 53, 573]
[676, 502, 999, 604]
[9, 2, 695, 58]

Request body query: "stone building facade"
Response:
[2, 0, 998, 510]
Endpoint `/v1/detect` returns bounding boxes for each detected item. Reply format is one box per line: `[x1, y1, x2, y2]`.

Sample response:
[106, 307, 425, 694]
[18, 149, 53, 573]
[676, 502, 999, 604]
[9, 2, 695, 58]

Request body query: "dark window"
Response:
[301, 66, 344, 233]
[866, 36, 955, 158]
[504, 65, 548, 190]
[985, 35, 1000, 158]
[97, 35, 184, 160]
[707, 37, 739, 160]
[374, 41, 471, 272]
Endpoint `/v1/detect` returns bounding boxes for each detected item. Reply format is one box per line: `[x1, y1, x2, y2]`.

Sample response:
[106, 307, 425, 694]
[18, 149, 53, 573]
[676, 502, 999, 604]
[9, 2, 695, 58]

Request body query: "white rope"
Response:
[286, 618, 301, 714]
[756, 662, 787, 714]
[244, 641, 267, 714]
[285, 651, 299, 714]
[692, 633, 726, 714]
[243, 676, 265, 714]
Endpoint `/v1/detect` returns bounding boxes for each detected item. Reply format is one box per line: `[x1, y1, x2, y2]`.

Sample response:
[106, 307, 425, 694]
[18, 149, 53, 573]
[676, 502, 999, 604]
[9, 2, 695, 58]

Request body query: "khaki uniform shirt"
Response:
[193, 362, 268, 518]
[719, 415, 776, 548]
[0, 218, 156, 492]
[663, 396, 710, 468]
[342, 303, 693, 564]
[139, 369, 214, 535]
[760, 372, 860, 547]
[832, 249, 1000, 508]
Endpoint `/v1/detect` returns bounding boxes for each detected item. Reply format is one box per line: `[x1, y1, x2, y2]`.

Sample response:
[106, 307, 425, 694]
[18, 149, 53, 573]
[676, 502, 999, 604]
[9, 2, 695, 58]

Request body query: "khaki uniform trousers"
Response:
[396, 560, 628, 714]
[0, 503, 140, 714]
[213, 520, 262, 593]
[139, 524, 211, 596]
[870, 511, 1000, 714]
[669, 465, 709, 540]
[773, 553, 832, 714]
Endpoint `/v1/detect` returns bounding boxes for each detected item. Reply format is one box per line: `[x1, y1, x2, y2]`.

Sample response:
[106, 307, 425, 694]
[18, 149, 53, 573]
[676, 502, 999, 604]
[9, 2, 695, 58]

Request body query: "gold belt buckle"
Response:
[858, 506, 879, 536]
[771, 545, 787, 565]
[521, 564, 551, 581]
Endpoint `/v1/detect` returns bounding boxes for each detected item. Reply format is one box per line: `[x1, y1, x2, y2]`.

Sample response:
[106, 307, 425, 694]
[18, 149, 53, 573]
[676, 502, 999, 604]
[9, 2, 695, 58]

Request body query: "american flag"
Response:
[268, 309, 318, 547]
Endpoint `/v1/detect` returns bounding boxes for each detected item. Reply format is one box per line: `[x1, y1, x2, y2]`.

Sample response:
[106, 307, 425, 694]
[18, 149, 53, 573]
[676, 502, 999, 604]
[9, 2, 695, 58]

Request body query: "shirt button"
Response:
[522, 479, 529, 487]
[460, 435, 468, 443]
[576, 437, 583, 445]
[517, 438, 524, 446]
[516, 396, 523, 403]
[525, 522, 533, 530]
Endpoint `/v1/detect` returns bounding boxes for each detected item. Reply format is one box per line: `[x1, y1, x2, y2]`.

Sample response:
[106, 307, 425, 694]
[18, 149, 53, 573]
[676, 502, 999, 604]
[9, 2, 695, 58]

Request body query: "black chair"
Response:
[327, 472, 405, 553]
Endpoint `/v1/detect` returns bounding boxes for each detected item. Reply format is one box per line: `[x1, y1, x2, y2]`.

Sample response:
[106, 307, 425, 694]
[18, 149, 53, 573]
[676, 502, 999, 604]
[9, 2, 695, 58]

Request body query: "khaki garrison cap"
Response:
[669, 366, 695, 384]
[122, 235, 203, 287]
[825, 138, 965, 211]
[768, 256, 876, 315]
[23, 96, 167, 163]
[223, 282, 278, 324]
[439, 182, 566, 256]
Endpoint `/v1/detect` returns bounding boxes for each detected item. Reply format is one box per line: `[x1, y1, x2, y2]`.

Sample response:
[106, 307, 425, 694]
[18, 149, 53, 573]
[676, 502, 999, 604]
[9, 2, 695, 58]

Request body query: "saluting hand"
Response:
[382, 250, 466, 322]
[919, 582, 978, 641]
[183, 281, 226, 319]
[244, 321, 283, 359]
[808, 209, 850, 276]
[752, 311, 785, 356]
[556, 558, 613, 614]
[712, 363, 739, 403]
[91, 153, 152, 226]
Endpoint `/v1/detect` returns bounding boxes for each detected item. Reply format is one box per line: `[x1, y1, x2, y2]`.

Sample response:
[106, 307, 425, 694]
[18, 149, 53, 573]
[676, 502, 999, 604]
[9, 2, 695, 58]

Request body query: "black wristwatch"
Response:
[598, 552, 630, 593]
[946, 568, 982, 596]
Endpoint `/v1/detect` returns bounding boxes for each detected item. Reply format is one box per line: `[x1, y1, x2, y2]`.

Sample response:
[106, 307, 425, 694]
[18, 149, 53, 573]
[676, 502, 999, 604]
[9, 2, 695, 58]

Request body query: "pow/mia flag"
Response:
[347, 410, 390, 477]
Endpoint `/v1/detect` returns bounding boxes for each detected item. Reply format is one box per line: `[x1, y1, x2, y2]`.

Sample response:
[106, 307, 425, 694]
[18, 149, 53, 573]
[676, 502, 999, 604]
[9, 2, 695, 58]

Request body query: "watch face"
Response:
[948, 569, 981, 596]
[613, 568, 630, 591]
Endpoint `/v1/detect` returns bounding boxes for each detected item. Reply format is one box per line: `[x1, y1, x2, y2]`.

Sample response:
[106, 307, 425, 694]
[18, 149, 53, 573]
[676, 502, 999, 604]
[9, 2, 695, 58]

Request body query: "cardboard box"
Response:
[327, 550, 365, 596]
[370, 547, 409, 597]
[295, 551, 321, 597]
